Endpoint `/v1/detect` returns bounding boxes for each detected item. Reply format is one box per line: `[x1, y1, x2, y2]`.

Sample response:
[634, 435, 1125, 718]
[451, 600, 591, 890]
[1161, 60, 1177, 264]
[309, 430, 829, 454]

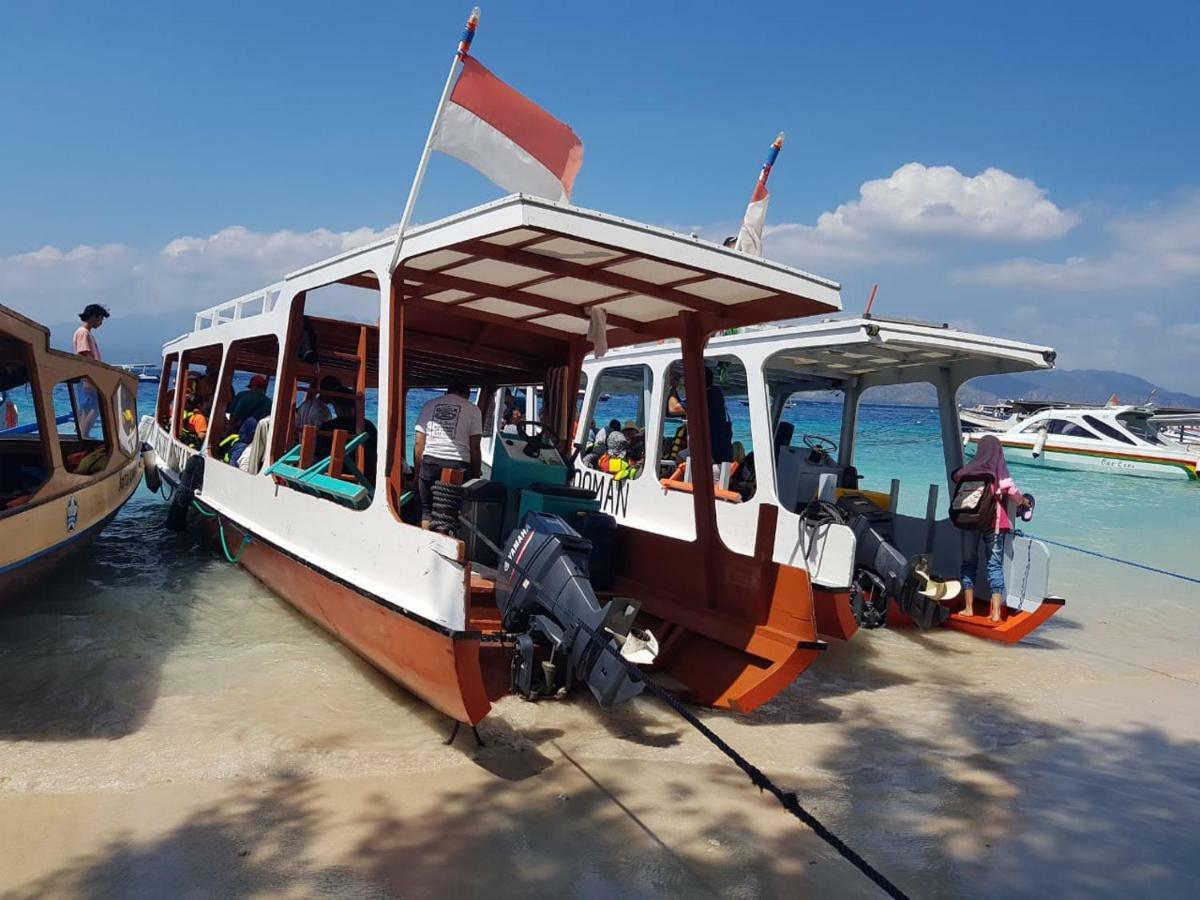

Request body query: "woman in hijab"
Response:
[953, 435, 1030, 622]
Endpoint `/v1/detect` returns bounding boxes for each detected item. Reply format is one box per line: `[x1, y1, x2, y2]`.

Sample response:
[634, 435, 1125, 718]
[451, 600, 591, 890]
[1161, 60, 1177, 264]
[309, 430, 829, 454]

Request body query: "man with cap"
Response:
[227, 374, 273, 431]
[74, 304, 110, 361]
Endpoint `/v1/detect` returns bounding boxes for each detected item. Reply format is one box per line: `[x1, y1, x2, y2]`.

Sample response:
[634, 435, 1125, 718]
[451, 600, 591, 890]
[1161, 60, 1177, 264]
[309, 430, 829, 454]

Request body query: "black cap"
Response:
[79, 303, 110, 321]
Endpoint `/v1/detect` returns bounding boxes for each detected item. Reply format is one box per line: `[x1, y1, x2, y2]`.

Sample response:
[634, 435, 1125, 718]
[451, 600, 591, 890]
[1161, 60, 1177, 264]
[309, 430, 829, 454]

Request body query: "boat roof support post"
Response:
[839, 379, 863, 470]
[679, 311, 719, 610]
[934, 366, 965, 484]
[386, 277, 407, 519]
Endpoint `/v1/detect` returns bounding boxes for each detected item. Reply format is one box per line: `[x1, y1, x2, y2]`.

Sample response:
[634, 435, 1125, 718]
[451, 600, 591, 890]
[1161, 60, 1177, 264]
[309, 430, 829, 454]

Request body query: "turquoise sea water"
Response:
[4, 380, 1196, 610]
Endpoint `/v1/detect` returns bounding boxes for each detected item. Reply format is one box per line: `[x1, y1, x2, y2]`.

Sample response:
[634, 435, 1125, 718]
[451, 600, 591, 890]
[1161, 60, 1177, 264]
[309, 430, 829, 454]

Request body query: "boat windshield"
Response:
[1116, 413, 1162, 444]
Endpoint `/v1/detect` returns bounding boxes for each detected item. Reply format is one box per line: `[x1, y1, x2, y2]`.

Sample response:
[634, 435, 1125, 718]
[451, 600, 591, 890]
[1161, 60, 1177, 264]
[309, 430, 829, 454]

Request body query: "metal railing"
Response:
[192, 282, 284, 333]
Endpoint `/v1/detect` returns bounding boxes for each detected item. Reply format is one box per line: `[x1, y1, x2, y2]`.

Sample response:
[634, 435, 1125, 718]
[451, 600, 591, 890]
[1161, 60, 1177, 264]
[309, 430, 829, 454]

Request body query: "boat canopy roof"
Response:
[180, 195, 843, 387]
[587, 315, 1056, 393]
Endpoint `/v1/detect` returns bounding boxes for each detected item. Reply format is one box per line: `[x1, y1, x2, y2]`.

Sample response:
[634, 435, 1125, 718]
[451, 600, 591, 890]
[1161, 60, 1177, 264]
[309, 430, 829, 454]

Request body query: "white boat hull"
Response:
[972, 436, 1198, 481]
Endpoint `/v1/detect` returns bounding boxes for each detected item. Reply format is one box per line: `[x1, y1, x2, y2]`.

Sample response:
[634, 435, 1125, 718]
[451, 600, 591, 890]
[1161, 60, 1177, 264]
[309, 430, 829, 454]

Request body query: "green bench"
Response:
[266, 430, 372, 509]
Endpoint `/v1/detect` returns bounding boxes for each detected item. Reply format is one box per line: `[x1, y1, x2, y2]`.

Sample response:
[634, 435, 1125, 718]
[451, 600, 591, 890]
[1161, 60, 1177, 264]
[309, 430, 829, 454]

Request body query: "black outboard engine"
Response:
[835, 493, 953, 631]
[495, 512, 649, 706]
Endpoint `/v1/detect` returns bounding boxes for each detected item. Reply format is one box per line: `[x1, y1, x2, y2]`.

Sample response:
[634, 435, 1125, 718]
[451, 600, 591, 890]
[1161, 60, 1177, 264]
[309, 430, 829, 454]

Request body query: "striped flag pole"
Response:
[733, 131, 785, 256]
[389, 7, 481, 274]
[756, 131, 785, 194]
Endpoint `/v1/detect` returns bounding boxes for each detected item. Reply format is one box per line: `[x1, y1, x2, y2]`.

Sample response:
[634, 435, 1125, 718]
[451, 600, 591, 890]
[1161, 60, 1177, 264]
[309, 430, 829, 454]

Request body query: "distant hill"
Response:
[860, 369, 1200, 410]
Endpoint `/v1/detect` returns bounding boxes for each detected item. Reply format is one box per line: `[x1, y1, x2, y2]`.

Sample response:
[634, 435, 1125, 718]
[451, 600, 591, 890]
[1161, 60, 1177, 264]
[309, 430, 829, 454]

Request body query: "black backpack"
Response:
[950, 472, 996, 530]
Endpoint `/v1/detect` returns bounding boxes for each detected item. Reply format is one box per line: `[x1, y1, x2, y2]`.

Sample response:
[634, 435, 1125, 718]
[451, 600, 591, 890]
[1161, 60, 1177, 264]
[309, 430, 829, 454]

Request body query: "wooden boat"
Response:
[574, 315, 1067, 645]
[0, 306, 144, 600]
[143, 195, 843, 724]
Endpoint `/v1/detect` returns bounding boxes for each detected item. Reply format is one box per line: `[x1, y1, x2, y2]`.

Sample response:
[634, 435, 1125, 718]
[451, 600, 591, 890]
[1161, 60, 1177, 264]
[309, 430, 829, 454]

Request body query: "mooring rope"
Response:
[464, 516, 910, 899]
[1014, 529, 1200, 586]
[191, 499, 252, 564]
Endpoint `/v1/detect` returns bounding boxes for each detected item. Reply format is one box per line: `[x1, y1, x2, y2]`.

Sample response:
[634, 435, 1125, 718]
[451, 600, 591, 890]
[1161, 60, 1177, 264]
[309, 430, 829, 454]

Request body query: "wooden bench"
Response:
[266, 427, 372, 509]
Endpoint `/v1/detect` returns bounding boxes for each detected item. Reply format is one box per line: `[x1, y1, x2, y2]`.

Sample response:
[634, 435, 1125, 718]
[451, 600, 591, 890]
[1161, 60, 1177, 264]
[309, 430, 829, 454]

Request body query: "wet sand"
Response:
[1, 495, 1198, 898]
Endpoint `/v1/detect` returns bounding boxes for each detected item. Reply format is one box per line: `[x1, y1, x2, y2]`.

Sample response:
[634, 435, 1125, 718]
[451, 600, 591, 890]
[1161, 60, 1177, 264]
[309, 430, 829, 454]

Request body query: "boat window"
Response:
[114, 382, 138, 458]
[1046, 418, 1100, 439]
[1018, 419, 1046, 433]
[157, 354, 178, 431]
[497, 387, 528, 435]
[207, 335, 279, 466]
[53, 376, 111, 474]
[1116, 413, 1161, 444]
[175, 344, 224, 449]
[658, 356, 753, 499]
[1082, 415, 1135, 444]
[0, 338, 52, 511]
[272, 281, 382, 510]
[579, 364, 651, 481]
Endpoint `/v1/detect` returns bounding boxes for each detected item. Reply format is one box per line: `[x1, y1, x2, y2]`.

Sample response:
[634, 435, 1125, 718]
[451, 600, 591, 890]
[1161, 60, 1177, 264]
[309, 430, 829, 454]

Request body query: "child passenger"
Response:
[952, 434, 1030, 622]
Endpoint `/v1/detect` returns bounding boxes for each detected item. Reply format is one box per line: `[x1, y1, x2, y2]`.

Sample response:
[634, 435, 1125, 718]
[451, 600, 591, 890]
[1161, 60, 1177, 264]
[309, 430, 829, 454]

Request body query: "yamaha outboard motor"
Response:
[495, 512, 653, 706]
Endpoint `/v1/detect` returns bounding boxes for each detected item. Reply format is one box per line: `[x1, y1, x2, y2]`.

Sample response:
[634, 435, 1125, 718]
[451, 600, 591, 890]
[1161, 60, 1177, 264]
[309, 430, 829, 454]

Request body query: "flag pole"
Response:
[753, 131, 785, 197]
[388, 7, 481, 275]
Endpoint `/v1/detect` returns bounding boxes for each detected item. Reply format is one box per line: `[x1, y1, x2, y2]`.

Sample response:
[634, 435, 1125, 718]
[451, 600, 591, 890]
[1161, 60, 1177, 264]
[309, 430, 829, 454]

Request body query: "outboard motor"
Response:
[495, 512, 655, 706]
[803, 493, 958, 630]
[845, 515, 952, 630]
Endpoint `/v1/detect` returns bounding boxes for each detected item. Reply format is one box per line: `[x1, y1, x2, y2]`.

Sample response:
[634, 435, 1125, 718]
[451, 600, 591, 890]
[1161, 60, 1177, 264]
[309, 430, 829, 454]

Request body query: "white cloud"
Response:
[813, 163, 1077, 241]
[754, 162, 1076, 269]
[956, 192, 1200, 291]
[0, 223, 393, 326]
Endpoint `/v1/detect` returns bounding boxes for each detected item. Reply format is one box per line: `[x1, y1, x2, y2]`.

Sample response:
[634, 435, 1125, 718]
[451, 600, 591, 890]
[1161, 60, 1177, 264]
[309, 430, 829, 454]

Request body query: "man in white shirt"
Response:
[414, 382, 482, 530]
[294, 376, 334, 439]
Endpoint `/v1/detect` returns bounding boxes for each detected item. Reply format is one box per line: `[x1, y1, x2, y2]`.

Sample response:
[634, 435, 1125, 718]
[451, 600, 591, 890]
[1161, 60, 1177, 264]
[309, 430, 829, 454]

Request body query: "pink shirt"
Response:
[993, 477, 1022, 531]
[73, 325, 100, 361]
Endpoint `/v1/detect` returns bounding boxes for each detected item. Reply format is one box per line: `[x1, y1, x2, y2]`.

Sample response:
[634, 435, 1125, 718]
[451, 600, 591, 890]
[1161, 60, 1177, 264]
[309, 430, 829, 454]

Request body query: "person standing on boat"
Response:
[73, 304, 109, 360]
[952, 434, 1030, 622]
[413, 382, 482, 529]
[666, 366, 734, 465]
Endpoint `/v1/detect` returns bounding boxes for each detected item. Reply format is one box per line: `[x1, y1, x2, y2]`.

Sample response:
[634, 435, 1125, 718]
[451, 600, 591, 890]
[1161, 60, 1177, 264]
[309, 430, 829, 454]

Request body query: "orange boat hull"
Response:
[812, 588, 860, 641]
[214, 520, 492, 725]
[888, 596, 1065, 644]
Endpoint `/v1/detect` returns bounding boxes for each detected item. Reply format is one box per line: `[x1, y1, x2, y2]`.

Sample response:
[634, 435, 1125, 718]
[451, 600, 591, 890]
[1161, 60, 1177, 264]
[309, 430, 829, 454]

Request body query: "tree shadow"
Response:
[0, 491, 204, 741]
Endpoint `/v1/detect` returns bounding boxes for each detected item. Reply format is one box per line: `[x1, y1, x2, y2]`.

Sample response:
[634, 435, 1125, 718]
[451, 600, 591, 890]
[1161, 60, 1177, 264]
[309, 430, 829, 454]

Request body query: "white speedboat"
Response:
[969, 405, 1200, 480]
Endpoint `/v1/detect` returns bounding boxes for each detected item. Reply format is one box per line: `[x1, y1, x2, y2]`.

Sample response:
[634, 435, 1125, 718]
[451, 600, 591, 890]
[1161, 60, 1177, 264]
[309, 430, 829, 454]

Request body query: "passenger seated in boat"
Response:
[666, 367, 734, 464]
[294, 379, 333, 439]
[227, 374, 272, 432]
[314, 379, 378, 487]
[180, 395, 209, 449]
[583, 419, 622, 469]
[596, 430, 639, 481]
[413, 381, 482, 529]
[502, 406, 524, 434]
[220, 416, 259, 466]
[953, 435, 1030, 622]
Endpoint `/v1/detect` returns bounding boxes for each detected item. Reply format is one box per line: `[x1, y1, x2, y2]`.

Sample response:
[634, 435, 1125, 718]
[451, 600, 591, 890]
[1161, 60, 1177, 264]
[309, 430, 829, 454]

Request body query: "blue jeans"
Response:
[962, 529, 1005, 596]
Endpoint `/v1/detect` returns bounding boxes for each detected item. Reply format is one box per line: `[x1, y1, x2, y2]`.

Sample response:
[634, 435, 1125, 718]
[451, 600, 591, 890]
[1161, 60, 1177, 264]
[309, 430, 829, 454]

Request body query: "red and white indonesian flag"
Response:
[734, 181, 769, 256]
[431, 57, 584, 203]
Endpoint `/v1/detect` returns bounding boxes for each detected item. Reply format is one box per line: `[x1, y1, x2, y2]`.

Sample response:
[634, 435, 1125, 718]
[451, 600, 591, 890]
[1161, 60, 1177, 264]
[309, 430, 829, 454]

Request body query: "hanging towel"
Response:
[588, 306, 608, 357]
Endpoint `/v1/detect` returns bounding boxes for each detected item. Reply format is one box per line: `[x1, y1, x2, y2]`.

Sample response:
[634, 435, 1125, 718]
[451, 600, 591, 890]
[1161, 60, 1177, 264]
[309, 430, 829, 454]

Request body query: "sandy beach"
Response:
[1, 508, 1197, 899]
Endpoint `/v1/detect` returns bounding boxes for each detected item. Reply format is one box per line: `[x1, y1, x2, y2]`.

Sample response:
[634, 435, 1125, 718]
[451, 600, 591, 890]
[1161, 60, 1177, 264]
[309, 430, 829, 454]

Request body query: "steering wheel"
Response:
[802, 433, 838, 465]
[514, 420, 560, 457]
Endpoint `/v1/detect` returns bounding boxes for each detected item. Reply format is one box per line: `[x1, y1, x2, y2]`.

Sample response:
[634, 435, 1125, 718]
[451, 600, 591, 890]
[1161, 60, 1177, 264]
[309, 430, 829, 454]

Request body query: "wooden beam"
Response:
[414, 267, 674, 339]
[457, 239, 731, 317]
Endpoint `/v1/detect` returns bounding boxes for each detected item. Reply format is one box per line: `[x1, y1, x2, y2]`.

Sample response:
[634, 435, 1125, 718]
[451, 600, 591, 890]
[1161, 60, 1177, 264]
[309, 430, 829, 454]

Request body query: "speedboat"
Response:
[141, 194, 845, 724]
[1, 306, 145, 600]
[968, 405, 1199, 480]
[117, 363, 161, 383]
[572, 315, 1067, 645]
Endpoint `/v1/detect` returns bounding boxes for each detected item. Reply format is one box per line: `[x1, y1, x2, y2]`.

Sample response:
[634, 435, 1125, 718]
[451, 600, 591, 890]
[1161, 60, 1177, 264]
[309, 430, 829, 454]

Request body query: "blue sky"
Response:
[3, 1, 1199, 388]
